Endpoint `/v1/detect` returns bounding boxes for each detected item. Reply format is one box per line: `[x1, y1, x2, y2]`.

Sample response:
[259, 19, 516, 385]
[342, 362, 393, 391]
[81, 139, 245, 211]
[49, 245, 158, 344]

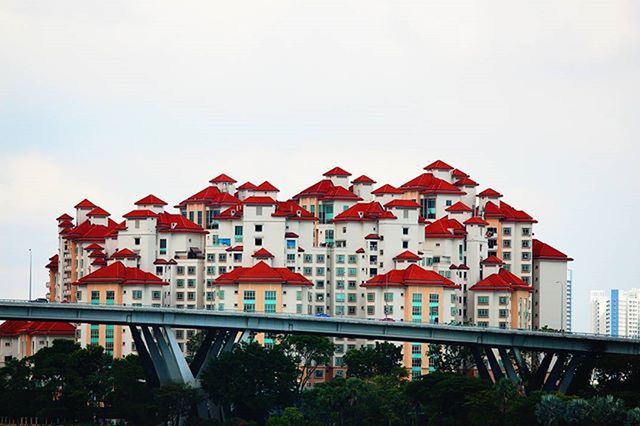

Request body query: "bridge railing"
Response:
[2, 298, 638, 342]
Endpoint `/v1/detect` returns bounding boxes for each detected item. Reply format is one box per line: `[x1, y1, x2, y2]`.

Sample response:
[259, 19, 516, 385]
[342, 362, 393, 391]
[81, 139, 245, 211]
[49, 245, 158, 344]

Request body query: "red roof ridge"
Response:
[533, 239, 573, 261]
[445, 201, 472, 213]
[87, 207, 110, 217]
[74, 199, 96, 209]
[424, 160, 454, 171]
[464, 216, 490, 226]
[110, 248, 140, 259]
[255, 181, 279, 192]
[243, 196, 277, 205]
[393, 250, 421, 261]
[481, 255, 504, 265]
[384, 199, 421, 209]
[252, 248, 275, 258]
[209, 173, 237, 184]
[135, 194, 167, 206]
[372, 184, 404, 195]
[323, 166, 352, 177]
[478, 188, 503, 198]
[352, 175, 376, 184]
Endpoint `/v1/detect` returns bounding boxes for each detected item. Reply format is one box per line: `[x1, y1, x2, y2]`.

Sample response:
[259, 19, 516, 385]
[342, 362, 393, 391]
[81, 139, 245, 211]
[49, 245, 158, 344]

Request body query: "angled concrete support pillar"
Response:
[152, 326, 195, 385]
[471, 346, 492, 382]
[129, 326, 159, 387]
[499, 348, 519, 383]
[142, 326, 171, 385]
[190, 329, 219, 377]
[485, 347, 504, 381]
[558, 355, 581, 394]
[512, 348, 530, 381]
[543, 353, 568, 392]
[222, 330, 240, 353]
[529, 352, 554, 391]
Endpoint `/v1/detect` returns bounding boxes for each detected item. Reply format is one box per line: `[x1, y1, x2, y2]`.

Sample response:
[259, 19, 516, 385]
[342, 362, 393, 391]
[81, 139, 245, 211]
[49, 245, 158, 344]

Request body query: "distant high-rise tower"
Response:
[590, 289, 640, 338]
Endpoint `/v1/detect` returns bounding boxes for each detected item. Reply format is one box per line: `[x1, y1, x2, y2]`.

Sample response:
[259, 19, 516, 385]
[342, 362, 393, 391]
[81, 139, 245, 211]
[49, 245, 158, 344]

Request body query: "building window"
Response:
[303, 254, 313, 263]
[429, 294, 439, 303]
[132, 290, 143, 300]
[152, 291, 161, 300]
[367, 293, 375, 302]
[91, 291, 100, 304]
[106, 291, 115, 305]
[503, 252, 512, 261]
[503, 239, 511, 248]
[188, 279, 196, 288]
[255, 224, 263, 232]
[176, 279, 185, 288]
[521, 264, 531, 273]
[503, 227, 511, 236]
[477, 309, 489, 318]
[316, 254, 325, 263]
[522, 240, 531, 249]
[335, 293, 345, 303]
[348, 255, 357, 264]
[402, 227, 409, 235]
[522, 227, 531, 236]
[499, 309, 509, 318]
[384, 305, 394, 315]
[316, 267, 325, 276]
[218, 254, 227, 262]
[159, 239, 167, 255]
[187, 292, 195, 301]
[499, 296, 508, 305]
[384, 292, 394, 302]
[255, 238, 263, 246]
[176, 266, 185, 275]
[477, 296, 489, 305]
[522, 252, 531, 261]
[402, 241, 409, 249]
[207, 266, 216, 275]
[187, 266, 196, 275]
[256, 206, 263, 216]
[367, 306, 375, 315]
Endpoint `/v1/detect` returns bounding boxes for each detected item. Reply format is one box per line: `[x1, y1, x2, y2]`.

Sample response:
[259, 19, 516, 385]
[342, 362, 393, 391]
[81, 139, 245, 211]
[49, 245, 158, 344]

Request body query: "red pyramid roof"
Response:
[478, 188, 502, 198]
[243, 196, 277, 205]
[451, 169, 469, 178]
[469, 269, 532, 292]
[481, 255, 504, 265]
[177, 186, 240, 207]
[252, 248, 275, 258]
[454, 177, 479, 187]
[58, 220, 74, 228]
[74, 199, 96, 209]
[237, 181, 257, 190]
[445, 201, 472, 213]
[424, 160, 454, 171]
[255, 181, 279, 192]
[77, 261, 166, 286]
[364, 264, 458, 288]
[123, 209, 159, 219]
[57, 213, 73, 221]
[372, 184, 404, 195]
[321, 186, 362, 201]
[110, 248, 140, 259]
[464, 216, 490, 226]
[401, 173, 463, 195]
[393, 250, 421, 261]
[323, 166, 351, 177]
[84, 243, 103, 250]
[135, 194, 167, 206]
[156, 213, 206, 234]
[533, 239, 573, 261]
[209, 173, 237, 184]
[272, 201, 317, 221]
[215, 261, 312, 286]
[425, 216, 466, 239]
[352, 175, 376, 184]
[384, 199, 421, 209]
[87, 207, 110, 217]
[333, 202, 396, 222]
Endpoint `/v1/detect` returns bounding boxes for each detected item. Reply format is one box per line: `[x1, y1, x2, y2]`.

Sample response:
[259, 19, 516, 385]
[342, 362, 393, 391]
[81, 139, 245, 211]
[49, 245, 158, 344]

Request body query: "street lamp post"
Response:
[28, 248, 33, 301]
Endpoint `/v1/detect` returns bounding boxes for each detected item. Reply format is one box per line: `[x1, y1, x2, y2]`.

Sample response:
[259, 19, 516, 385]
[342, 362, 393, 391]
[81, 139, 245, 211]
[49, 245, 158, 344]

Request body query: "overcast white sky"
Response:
[1, 1, 638, 331]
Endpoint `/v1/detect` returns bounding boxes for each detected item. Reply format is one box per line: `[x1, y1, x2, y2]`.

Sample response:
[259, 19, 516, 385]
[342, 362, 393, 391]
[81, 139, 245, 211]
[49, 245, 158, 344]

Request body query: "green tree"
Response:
[535, 394, 567, 426]
[0, 358, 39, 418]
[303, 375, 411, 426]
[267, 407, 322, 426]
[154, 383, 202, 426]
[406, 372, 493, 425]
[186, 330, 207, 363]
[281, 334, 335, 393]
[108, 354, 158, 425]
[200, 341, 299, 423]
[342, 342, 405, 379]
[428, 344, 475, 374]
[29, 340, 112, 422]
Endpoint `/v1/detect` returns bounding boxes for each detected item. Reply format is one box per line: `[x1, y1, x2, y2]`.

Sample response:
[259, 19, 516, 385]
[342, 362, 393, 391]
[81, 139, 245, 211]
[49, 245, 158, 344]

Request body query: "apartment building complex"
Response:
[591, 289, 640, 338]
[0, 320, 76, 367]
[46, 160, 572, 374]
